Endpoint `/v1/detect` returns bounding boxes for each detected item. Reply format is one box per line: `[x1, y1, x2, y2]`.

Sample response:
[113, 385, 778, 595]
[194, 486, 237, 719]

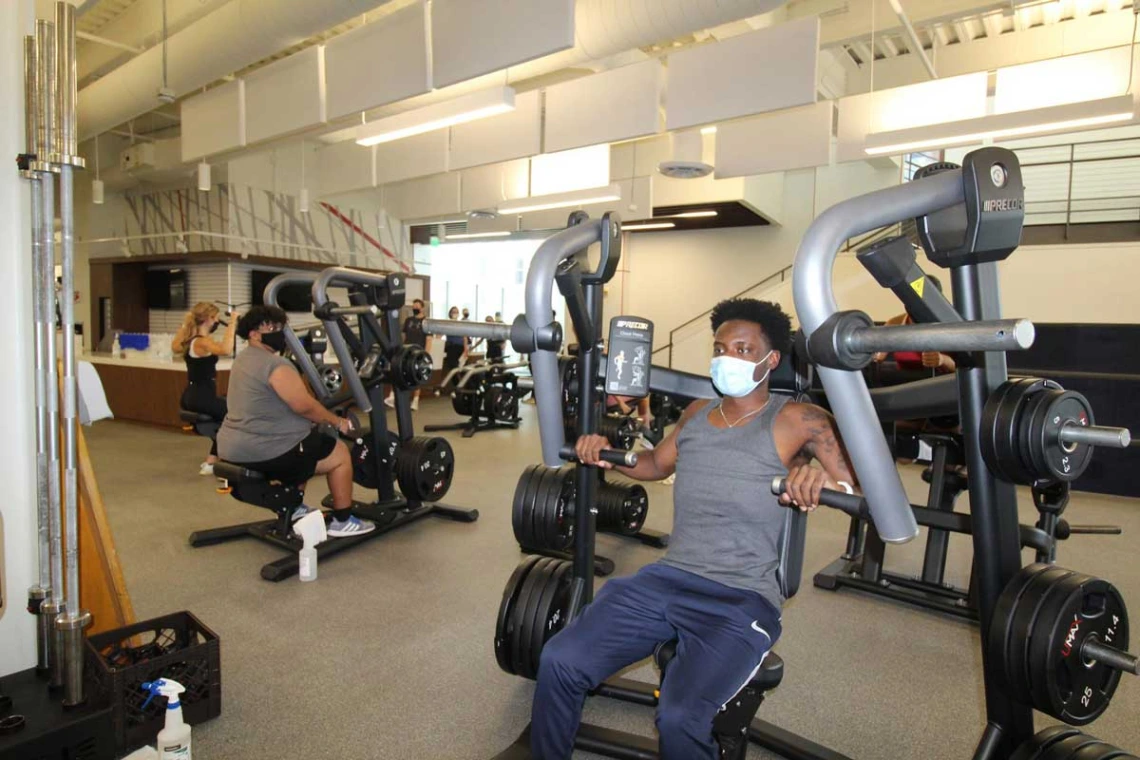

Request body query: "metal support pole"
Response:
[568, 276, 602, 618]
[952, 262, 1034, 754]
[52, 1, 91, 708]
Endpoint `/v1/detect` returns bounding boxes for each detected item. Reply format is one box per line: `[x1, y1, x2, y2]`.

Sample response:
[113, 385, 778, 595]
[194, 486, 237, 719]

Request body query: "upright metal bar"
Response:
[23, 32, 53, 676]
[919, 444, 953, 586]
[53, 1, 92, 708]
[952, 263, 1034, 755]
[793, 169, 963, 542]
[568, 278, 603, 617]
[35, 17, 65, 691]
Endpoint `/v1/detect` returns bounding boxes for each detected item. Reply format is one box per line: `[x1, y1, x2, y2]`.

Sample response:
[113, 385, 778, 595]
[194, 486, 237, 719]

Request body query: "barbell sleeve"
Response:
[1056, 423, 1132, 449]
[558, 445, 638, 468]
[846, 318, 1035, 355]
[1082, 638, 1140, 676]
[422, 318, 513, 342]
[770, 477, 868, 518]
[327, 304, 380, 317]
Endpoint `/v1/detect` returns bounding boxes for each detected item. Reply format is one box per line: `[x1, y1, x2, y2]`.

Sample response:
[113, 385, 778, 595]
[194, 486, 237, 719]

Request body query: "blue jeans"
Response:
[531, 563, 782, 760]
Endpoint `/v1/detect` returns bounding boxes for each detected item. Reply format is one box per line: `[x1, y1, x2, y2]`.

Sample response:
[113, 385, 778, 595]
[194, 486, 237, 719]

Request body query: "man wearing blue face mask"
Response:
[531, 298, 858, 760]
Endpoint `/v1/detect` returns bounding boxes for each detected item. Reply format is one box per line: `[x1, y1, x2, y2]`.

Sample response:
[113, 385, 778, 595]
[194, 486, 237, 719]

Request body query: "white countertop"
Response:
[82, 352, 234, 372]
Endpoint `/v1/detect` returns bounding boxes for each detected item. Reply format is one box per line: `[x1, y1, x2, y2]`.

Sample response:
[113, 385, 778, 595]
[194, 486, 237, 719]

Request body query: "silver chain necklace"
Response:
[718, 396, 772, 428]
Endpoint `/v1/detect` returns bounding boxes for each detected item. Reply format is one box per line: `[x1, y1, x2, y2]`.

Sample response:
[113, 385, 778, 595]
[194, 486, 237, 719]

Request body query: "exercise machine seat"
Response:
[180, 409, 217, 424]
[214, 461, 304, 513]
[654, 640, 785, 692]
[180, 408, 221, 438]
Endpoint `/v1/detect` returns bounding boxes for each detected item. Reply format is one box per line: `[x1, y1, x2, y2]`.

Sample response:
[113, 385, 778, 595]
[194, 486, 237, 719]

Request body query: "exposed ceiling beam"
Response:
[851, 40, 875, 64]
[952, 19, 973, 42]
[981, 11, 1005, 38]
[77, 30, 142, 55]
[875, 35, 900, 57]
[887, 0, 938, 78]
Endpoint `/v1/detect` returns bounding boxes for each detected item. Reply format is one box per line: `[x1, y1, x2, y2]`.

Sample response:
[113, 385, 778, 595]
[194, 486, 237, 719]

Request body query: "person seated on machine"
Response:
[172, 301, 238, 476]
[216, 305, 375, 538]
[534, 298, 858, 760]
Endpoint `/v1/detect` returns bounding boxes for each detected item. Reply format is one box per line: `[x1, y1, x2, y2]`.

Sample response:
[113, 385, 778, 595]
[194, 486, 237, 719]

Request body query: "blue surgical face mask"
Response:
[710, 351, 774, 398]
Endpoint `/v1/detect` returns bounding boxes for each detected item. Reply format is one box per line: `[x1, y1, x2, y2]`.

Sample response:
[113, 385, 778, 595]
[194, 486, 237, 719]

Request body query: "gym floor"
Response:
[86, 399, 1140, 760]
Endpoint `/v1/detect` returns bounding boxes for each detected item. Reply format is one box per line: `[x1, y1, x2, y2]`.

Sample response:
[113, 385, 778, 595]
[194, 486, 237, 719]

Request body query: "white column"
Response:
[0, 0, 39, 677]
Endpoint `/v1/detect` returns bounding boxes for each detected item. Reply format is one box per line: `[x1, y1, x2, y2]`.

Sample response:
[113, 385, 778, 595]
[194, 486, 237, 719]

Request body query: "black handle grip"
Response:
[770, 477, 867, 518]
[559, 445, 638, 468]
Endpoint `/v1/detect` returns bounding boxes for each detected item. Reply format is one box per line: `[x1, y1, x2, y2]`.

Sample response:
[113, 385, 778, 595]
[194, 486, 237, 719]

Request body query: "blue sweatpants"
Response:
[531, 562, 782, 760]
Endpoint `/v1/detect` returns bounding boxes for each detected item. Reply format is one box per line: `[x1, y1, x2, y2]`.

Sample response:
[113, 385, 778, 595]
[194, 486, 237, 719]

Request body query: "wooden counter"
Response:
[87, 355, 230, 429]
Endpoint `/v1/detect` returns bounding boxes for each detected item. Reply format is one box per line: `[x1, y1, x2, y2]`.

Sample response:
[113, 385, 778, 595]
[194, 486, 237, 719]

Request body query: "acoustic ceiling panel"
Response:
[431, 0, 574, 88]
[180, 79, 244, 161]
[244, 45, 326, 144]
[666, 16, 820, 131]
[715, 102, 833, 178]
[325, 2, 431, 121]
[374, 129, 449, 185]
[544, 60, 664, 153]
[449, 90, 542, 170]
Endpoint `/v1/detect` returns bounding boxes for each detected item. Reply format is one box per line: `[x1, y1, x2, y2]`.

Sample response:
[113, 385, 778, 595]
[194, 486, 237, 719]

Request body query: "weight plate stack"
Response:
[317, 364, 343, 395]
[1028, 389, 1096, 484]
[992, 564, 1131, 726]
[452, 388, 479, 416]
[511, 466, 576, 551]
[560, 358, 579, 421]
[596, 479, 649, 536]
[565, 413, 639, 450]
[395, 436, 454, 502]
[351, 438, 379, 489]
[486, 383, 520, 422]
[1011, 727, 1137, 760]
[495, 555, 543, 675]
[391, 346, 433, 389]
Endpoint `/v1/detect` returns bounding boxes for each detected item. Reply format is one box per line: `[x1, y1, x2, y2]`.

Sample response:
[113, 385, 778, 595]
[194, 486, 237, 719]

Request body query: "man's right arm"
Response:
[575, 399, 707, 481]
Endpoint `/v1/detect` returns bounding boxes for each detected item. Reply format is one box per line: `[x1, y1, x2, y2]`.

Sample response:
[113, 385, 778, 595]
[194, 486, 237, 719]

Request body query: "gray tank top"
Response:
[217, 346, 312, 462]
[659, 395, 791, 610]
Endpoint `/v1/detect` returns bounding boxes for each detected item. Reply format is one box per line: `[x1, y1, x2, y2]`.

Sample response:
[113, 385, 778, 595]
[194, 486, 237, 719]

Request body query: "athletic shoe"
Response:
[384, 394, 395, 408]
[291, 505, 319, 522]
[327, 515, 376, 538]
[411, 398, 419, 411]
[199, 462, 214, 476]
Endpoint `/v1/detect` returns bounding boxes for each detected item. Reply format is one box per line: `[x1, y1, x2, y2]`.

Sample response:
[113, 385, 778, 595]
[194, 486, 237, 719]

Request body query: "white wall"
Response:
[1, 0, 38, 676]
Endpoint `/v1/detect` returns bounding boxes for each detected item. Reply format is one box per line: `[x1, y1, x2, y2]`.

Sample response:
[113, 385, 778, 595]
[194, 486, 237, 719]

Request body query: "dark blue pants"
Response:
[532, 563, 782, 760]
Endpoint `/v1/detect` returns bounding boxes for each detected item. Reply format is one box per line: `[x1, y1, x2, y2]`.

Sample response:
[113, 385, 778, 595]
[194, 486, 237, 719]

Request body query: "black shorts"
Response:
[232, 427, 337, 483]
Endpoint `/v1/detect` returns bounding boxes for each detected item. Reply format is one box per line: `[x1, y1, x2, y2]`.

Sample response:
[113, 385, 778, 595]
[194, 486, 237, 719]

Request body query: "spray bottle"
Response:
[141, 679, 191, 760]
[295, 510, 327, 582]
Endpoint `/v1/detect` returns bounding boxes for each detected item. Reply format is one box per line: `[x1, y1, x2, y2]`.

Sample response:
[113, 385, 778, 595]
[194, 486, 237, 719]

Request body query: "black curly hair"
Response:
[709, 298, 792, 354]
[237, 305, 288, 340]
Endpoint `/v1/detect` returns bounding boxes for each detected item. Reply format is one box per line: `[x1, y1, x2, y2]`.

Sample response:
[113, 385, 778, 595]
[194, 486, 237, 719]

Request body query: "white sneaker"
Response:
[411, 398, 419, 411]
[384, 394, 395, 408]
[199, 462, 214, 476]
[327, 515, 376, 538]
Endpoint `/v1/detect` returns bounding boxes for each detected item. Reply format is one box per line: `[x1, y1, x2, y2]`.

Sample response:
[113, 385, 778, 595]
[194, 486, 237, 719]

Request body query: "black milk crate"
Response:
[84, 611, 221, 752]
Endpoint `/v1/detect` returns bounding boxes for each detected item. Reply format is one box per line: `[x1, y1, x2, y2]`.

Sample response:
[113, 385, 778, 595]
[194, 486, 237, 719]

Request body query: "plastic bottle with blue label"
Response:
[141, 679, 192, 760]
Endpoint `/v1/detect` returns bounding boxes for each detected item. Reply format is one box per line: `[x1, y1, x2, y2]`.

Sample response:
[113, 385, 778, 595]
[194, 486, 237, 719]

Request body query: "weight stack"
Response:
[512, 465, 576, 551]
[596, 478, 649, 536]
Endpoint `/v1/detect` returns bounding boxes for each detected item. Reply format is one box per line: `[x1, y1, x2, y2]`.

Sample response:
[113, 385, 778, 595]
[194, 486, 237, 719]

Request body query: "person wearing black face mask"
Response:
[217, 306, 375, 538]
[173, 302, 238, 476]
[385, 298, 430, 411]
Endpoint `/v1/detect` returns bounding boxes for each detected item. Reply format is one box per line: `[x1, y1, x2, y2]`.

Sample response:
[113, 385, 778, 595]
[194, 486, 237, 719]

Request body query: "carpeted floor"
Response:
[84, 398, 1140, 760]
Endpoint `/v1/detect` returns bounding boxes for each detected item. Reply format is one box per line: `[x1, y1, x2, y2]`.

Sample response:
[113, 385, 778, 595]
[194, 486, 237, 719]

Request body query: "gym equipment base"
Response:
[0, 668, 115, 760]
[424, 415, 521, 438]
[813, 556, 976, 621]
[489, 678, 854, 760]
[188, 497, 479, 581]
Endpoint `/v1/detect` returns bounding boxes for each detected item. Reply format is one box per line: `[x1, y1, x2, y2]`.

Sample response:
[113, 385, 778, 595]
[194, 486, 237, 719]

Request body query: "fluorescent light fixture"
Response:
[355, 86, 516, 147]
[624, 222, 676, 231]
[700, 126, 717, 135]
[446, 231, 511, 240]
[498, 184, 622, 215]
[670, 210, 717, 219]
[864, 95, 1135, 156]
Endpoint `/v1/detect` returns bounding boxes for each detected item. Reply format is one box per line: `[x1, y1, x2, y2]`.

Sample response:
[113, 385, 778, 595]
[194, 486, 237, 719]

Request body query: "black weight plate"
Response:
[523, 559, 567, 680]
[1010, 727, 1085, 760]
[397, 436, 455, 502]
[1032, 575, 1128, 725]
[512, 466, 540, 547]
[509, 556, 550, 678]
[991, 564, 1056, 689]
[1005, 566, 1078, 704]
[1004, 379, 1051, 485]
[544, 469, 573, 550]
[452, 390, 475, 417]
[535, 467, 558, 551]
[552, 469, 576, 551]
[1039, 391, 1095, 483]
[529, 468, 555, 551]
[1070, 744, 1136, 760]
[528, 559, 574, 679]
[534, 559, 574, 674]
[1026, 570, 1094, 718]
[495, 556, 542, 675]
[1022, 388, 1061, 484]
[981, 379, 1026, 482]
[1040, 735, 1106, 760]
[619, 483, 649, 535]
[515, 557, 557, 680]
[519, 466, 546, 548]
[988, 378, 1037, 484]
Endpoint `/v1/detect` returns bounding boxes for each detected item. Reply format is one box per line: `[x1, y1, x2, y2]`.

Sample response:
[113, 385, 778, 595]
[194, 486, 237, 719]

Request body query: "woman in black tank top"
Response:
[172, 302, 237, 475]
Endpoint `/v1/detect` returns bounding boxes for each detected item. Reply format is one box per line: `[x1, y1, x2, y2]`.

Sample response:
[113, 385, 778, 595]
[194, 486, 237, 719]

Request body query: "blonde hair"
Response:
[172, 302, 219, 355]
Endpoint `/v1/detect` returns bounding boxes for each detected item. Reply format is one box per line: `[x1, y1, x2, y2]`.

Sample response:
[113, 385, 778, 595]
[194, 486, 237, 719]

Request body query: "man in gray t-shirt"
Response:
[217, 305, 374, 539]
[532, 298, 860, 760]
